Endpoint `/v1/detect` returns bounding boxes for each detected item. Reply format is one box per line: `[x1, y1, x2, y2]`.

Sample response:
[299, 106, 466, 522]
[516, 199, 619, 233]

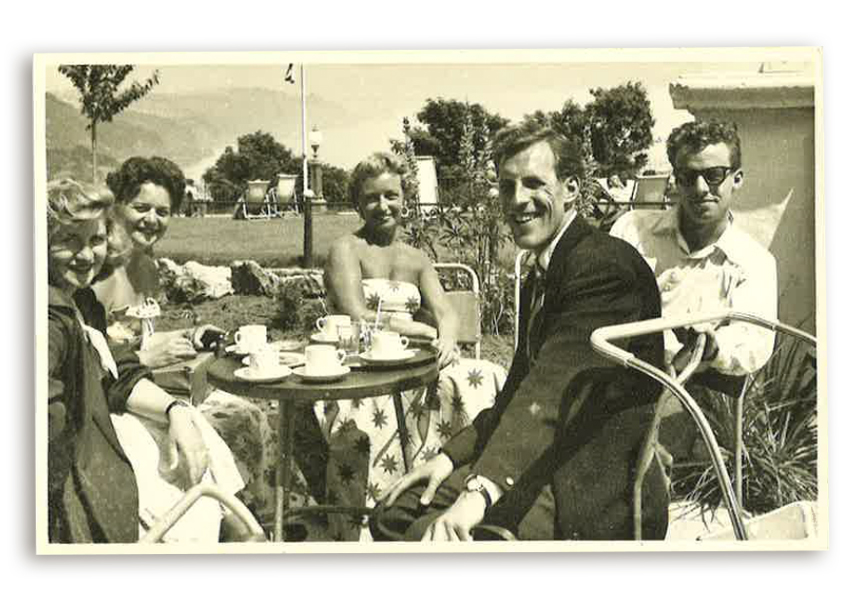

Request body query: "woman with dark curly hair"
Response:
[94, 156, 281, 534]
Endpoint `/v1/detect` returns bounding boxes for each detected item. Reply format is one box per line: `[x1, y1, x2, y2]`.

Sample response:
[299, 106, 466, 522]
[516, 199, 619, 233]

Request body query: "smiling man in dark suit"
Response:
[370, 121, 668, 541]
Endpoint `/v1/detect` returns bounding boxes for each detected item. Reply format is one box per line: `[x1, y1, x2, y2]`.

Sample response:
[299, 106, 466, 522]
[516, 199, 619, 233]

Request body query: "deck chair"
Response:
[629, 174, 671, 210]
[275, 174, 299, 217]
[434, 262, 482, 359]
[239, 180, 275, 220]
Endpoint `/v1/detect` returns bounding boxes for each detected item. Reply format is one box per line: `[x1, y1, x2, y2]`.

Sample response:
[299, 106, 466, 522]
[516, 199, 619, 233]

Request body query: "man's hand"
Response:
[672, 327, 719, 372]
[379, 452, 454, 507]
[431, 337, 460, 370]
[421, 491, 486, 542]
[165, 405, 210, 486]
[138, 331, 197, 369]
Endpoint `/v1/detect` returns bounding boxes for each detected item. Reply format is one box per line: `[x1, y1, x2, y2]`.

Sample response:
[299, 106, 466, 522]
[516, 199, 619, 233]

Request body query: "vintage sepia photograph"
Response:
[33, 48, 824, 554]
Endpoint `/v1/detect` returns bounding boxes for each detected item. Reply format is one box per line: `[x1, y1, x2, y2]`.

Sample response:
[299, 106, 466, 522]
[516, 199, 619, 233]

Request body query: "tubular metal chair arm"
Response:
[139, 481, 266, 543]
[591, 310, 817, 541]
[471, 524, 518, 541]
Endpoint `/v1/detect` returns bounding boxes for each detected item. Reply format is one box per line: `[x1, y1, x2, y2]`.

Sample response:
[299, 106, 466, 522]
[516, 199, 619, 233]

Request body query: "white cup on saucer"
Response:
[316, 315, 351, 339]
[235, 325, 267, 353]
[248, 345, 279, 374]
[304, 344, 347, 375]
[370, 331, 409, 357]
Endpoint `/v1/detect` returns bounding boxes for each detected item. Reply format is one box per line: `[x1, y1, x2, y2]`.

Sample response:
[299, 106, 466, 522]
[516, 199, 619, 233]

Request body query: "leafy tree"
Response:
[585, 81, 655, 178]
[410, 98, 509, 178]
[57, 65, 160, 182]
[203, 130, 348, 207]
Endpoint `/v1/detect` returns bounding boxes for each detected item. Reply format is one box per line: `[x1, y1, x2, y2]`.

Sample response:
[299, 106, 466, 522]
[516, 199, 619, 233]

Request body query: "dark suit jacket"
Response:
[442, 216, 666, 538]
[47, 286, 150, 543]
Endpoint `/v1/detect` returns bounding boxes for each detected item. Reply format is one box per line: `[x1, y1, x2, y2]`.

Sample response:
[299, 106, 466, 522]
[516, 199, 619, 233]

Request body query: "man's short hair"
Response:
[666, 120, 742, 170]
[348, 152, 409, 208]
[492, 121, 586, 182]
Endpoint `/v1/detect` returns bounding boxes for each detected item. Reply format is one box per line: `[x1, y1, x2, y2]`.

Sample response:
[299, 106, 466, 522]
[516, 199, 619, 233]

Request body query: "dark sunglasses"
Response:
[674, 166, 735, 187]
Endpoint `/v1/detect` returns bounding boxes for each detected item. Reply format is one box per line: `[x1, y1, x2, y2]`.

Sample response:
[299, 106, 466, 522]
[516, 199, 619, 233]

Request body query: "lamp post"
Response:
[302, 125, 323, 268]
[309, 126, 326, 212]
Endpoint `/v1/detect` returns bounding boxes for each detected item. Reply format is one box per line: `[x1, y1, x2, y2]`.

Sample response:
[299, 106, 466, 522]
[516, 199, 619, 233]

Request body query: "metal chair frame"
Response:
[434, 262, 482, 359]
[591, 310, 817, 541]
[139, 481, 266, 543]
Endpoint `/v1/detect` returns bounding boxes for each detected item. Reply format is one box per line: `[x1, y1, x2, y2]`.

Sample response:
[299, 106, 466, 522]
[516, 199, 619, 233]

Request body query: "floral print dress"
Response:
[314, 278, 506, 541]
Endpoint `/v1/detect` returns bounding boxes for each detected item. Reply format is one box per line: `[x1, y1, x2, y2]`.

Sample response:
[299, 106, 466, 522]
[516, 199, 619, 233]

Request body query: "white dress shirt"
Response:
[610, 208, 777, 375]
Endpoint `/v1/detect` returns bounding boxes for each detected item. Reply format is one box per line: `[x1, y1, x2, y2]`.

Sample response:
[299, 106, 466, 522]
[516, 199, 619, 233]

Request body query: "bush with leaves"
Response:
[673, 336, 818, 517]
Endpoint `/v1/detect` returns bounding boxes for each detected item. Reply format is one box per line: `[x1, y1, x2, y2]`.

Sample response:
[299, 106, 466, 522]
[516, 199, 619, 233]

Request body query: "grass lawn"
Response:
[158, 213, 362, 268]
[158, 213, 522, 270]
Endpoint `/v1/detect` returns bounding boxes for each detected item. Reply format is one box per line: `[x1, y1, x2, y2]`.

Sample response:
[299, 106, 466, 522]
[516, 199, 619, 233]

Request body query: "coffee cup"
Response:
[316, 314, 352, 340]
[304, 344, 347, 375]
[370, 331, 409, 357]
[248, 346, 279, 373]
[235, 325, 267, 353]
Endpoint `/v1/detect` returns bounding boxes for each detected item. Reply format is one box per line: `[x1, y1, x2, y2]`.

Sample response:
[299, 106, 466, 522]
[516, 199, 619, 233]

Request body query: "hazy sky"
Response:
[46, 60, 768, 171]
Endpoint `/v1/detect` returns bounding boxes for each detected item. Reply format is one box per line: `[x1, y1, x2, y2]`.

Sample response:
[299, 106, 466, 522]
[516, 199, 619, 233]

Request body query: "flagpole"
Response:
[301, 64, 308, 199]
[300, 64, 313, 268]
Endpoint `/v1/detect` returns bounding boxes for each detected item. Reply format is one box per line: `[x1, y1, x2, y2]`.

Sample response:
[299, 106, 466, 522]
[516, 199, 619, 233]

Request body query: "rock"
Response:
[156, 258, 233, 303]
[230, 260, 281, 296]
[183, 261, 233, 299]
[270, 269, 325, 299]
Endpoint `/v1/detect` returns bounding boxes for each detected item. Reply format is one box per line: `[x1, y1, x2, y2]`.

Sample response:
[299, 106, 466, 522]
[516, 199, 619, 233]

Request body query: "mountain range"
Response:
[45, 87, 355, 181]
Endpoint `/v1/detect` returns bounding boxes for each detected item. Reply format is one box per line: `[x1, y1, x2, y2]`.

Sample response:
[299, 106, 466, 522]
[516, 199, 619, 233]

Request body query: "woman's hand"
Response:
[138, 331, 197, 369]
[431, 336, 460, 370]
[166, 404, 210, 486]
[379, 452, 454, 507]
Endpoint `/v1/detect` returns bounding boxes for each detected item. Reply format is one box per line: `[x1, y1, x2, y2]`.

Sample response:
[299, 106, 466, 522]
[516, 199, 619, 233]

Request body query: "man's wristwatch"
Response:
[165, 398, 191, 419]
[464, 474, 493, 509]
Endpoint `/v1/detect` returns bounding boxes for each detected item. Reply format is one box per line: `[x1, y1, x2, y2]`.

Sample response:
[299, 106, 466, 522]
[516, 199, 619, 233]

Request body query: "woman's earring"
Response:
[400, 206, 411, 219]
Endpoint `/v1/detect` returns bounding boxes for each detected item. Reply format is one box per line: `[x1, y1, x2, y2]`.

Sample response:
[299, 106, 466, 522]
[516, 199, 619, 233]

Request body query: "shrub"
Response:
[673, 335, 818, 517]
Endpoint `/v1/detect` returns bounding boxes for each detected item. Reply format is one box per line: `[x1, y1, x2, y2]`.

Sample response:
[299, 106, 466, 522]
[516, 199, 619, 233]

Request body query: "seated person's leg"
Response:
[371, 465, 470, 541]
[292, 402, 330, 503]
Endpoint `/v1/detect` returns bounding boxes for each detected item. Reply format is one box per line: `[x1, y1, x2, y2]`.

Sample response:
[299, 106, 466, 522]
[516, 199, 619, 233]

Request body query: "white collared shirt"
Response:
[536, 208, 578, 273]
[610, 207, 777, 375]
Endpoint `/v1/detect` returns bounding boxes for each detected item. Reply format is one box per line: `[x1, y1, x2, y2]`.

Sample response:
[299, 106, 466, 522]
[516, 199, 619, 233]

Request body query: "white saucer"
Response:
[234, 365, 292, 383]
[292, 366, 350, 383]
[360, 349, 418, 364]
[242, 351, 305, 368]
[310, 333, 339, 344]
[226, 344, 265, 355]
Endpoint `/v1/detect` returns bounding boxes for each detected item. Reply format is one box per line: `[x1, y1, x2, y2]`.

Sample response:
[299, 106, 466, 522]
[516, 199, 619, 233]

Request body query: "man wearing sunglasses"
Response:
[611, 119, 777, 377]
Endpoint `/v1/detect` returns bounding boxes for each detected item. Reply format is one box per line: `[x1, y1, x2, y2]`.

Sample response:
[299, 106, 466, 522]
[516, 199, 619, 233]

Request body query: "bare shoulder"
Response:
[396, 241, 434, 270]
[328, 233, 363, 260]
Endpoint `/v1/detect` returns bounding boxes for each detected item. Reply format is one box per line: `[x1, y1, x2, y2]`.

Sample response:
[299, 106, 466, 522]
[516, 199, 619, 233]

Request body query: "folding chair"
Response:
[239, 180, 274, 220]
[434, 262, 482, 359]
[629, 174, 671, 210]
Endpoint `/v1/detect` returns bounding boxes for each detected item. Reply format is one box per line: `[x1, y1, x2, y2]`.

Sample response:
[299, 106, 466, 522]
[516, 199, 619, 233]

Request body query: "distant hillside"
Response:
[45, 88, 352, 180]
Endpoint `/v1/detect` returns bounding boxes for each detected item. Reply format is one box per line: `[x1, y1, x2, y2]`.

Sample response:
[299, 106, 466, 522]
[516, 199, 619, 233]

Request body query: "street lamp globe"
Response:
[309, 126, 323, 159]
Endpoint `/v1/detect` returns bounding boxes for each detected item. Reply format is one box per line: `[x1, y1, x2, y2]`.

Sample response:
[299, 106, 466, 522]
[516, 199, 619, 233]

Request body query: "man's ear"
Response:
[561, 176, 580, 201]
[732, 169, 744, 190]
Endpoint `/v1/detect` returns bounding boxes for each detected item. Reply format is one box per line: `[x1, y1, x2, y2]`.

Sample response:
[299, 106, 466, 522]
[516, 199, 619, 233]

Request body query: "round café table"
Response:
[207, 349, 440, 541]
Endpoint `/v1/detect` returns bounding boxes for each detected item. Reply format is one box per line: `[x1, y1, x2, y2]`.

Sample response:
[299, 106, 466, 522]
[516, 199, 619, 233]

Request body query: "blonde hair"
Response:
[46, 178, 133, 281]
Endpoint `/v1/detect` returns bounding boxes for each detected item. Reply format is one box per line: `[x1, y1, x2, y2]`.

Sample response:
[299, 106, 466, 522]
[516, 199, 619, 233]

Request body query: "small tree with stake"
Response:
[58, 65, 160, 183]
